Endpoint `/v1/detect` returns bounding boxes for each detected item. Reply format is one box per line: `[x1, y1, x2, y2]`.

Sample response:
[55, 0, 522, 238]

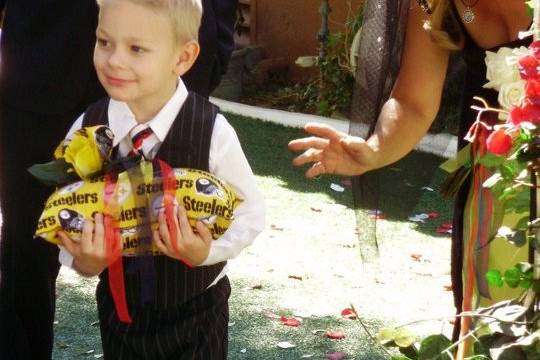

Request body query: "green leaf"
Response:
[394, 328, 416, 348]
[503, 190, 531, 213]
[399, 345, 419, 360]
[500, 164, 516, 180]
[473, 334, 501, 357]
[515, 216, 530, 231]
[478, 153, 505, 167]
[495, 227, 527, 247]
[503, 267, 521, 288]
[391, 356, 413, 360]
[519, 278, 532, 289]
[27, 159, 79, 186]
[376, 327, 397, 346]
[417, 335, 452, 360]
[486, 269, 504, 288]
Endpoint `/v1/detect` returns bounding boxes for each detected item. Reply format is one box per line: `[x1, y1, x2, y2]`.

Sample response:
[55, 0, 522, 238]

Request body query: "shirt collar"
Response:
[108, 78, 189, 146]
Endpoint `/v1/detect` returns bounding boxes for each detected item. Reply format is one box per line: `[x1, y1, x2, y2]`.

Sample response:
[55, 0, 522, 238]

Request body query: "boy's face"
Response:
[94, 0, 192, 116]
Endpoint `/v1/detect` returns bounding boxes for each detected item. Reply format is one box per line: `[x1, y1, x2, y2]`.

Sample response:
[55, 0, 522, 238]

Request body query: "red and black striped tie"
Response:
[129, 124, 153, 157]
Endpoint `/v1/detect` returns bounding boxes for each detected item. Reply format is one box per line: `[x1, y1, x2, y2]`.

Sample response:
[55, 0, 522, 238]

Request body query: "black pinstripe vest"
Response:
[82, 93, 226, 309]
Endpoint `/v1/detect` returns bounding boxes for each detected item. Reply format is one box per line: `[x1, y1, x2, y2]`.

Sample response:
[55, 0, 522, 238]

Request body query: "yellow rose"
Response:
[62, 126, 114, 179]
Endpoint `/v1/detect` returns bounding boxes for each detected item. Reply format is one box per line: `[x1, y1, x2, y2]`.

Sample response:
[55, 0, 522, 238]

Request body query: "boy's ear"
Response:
[174, 40, 200, 77]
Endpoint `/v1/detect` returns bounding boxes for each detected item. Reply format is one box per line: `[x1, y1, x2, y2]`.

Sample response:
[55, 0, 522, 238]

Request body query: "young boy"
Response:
[57, 0, 265, 358]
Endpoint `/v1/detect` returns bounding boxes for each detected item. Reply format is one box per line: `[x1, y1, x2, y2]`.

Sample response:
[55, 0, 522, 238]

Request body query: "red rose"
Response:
[525, 79, 540, 104]
[508, 103, 540, 125]
[519, 54, 540, 80]
[486, 129, 512, 155]
[530, 41, 540, 59]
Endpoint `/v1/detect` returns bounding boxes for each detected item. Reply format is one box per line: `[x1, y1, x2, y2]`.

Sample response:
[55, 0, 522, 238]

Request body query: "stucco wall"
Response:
[253, 0, 363, 81]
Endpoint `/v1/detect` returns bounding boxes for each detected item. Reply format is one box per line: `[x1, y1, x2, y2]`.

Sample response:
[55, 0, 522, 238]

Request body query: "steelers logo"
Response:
[116, 181, 131, 204]
[58, 208, 85, 231]
[195, 178, 224, 199]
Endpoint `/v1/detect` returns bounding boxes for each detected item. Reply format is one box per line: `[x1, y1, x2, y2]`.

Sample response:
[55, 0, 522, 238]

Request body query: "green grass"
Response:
[53, 113, 455, 359]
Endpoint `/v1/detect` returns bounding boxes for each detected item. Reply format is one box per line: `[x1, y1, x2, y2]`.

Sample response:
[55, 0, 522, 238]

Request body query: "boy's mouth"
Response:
[105, 75, 133, 87]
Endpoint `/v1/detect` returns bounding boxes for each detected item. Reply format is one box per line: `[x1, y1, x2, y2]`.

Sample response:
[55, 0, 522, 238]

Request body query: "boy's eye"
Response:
[96, 38, 109, 47]
[131, 46, 146, 54]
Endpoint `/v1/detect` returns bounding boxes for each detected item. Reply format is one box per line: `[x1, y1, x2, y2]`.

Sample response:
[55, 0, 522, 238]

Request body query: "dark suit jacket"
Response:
[0, 0, 104, 114]
[182, 0, 238, 97]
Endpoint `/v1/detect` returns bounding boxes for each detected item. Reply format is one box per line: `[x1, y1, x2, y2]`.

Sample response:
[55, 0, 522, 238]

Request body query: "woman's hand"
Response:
[288, 123, 379, 178]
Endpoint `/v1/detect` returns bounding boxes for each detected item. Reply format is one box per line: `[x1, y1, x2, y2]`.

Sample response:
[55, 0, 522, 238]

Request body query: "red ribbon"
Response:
[157, 159, 192, 268]
[104, 173, 132, 323]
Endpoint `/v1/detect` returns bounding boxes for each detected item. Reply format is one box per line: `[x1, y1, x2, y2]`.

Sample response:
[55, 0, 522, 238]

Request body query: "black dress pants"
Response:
[97, 276, 231, 360]
[0, 104, 81, 360]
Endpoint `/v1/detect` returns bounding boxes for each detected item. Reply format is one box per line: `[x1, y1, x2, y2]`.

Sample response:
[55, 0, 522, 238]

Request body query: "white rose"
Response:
[484, 47, 522, 91]
[497, 80, 525, 120]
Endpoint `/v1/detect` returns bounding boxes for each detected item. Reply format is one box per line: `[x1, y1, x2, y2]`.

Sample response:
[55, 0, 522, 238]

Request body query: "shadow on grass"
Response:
[228, 278, 388, 360]
[228, 113, 454, 236]
[53, 277, 101, 360]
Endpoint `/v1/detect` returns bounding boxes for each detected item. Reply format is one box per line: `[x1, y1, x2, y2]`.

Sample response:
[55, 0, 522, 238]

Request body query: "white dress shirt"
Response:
[59, 79, 265, 285]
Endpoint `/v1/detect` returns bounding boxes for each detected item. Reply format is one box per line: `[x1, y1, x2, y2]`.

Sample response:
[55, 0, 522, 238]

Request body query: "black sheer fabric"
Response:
[349, 0, 410, 262]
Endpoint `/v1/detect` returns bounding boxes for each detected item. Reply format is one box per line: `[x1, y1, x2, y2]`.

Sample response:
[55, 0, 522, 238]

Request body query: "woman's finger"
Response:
[303, 123, 347, 141]
[304, 161, 326, 179]
[291, 148, 323, 167]
[288, 136, 329, 151]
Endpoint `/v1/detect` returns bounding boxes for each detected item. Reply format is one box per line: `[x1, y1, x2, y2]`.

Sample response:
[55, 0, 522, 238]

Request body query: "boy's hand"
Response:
[58, 213, 119, 277]
[153, 205, 212, 266]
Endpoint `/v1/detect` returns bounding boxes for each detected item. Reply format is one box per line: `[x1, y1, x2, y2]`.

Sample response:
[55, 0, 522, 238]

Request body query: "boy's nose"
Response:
[107, 50, 126, 68]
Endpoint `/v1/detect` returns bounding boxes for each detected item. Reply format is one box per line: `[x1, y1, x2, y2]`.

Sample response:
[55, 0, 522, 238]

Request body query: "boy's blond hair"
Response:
[97, 0, 202, 43]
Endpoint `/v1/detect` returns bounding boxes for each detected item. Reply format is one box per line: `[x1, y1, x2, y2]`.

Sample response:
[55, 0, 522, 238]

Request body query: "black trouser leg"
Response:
[0, 105, 75, 360]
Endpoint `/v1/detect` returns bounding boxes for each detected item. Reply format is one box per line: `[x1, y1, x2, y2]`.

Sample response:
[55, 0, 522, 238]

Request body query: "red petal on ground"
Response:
[326, 331, 346, 339]
[280, 316, 301, 327]
[326, 351, 347, 359]
[340, 308, 357, 320]
[427, 212, 439, 219]
[436, 227, 452, 234]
